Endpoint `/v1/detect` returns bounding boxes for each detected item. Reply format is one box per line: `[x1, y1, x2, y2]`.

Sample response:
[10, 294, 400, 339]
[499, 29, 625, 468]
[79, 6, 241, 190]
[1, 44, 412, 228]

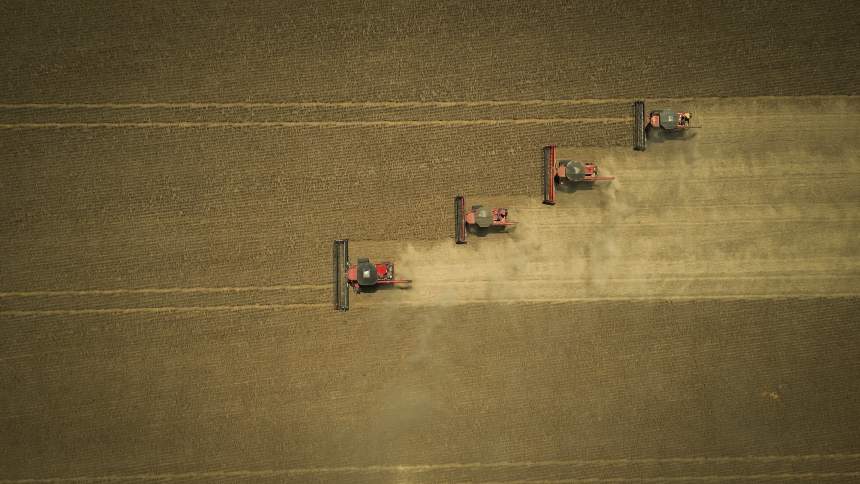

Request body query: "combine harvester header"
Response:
[633, 100, 694, 151]
[454, 195, 517, 244]
[542, 145, 614, 205]
[332, 239, 411, 311]
[333, 239, 350, 310]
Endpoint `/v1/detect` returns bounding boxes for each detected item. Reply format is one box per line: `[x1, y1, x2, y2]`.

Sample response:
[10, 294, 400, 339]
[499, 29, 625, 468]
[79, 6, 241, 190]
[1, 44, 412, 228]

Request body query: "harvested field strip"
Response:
[416, 275, 856, 283]
[488, 474, 860, 483]
[0, 119, 629, 129]
[620, 173, 860, 182]
[529, 219, 860, 227]
[370, 294, 860, 305]
[516, 202, 860, 210]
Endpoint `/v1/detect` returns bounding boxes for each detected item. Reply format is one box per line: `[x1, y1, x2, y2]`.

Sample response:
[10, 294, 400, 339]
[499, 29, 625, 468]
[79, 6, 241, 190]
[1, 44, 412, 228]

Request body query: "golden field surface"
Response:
[1, 1, 859, 482]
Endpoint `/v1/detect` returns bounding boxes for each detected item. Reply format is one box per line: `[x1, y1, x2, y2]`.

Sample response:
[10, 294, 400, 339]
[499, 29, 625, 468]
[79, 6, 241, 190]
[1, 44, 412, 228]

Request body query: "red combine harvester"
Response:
[332, 239, 411, 311]
[633, 100, 694, 151]
[454, 195, 516, 244]
[542, 145, 614, 205]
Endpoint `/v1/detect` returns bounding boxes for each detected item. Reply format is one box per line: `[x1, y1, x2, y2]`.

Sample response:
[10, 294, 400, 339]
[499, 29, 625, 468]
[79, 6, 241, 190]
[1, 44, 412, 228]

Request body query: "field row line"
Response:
[0, 118, 628, 129]
[408, 275, 860, 284]
[486, 473, 860, 483]
[385, 294, 860, 304]
[2, 294, 857, 316]
[2, 275, 856, 299]
[528, 218, 860, 227]
[517, 202, 860, 211]
[0, 285, 329, 298]
[1, 454, 858, 482]
[0, 95, 854, 110]
[0, 304, 327, 316]
[613, 174, 860, 183]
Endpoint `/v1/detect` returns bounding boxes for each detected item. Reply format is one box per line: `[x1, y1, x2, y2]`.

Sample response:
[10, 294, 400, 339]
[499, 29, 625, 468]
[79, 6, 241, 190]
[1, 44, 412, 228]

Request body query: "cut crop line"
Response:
[379, 294, 860, 305]
[0, 304, 327, 316]
[0, 95, 854, 110]
[615, 174, 860, 183]
[413, 275, 859, 284]
[1, 454, 858, 482]
[0, 285, 328, 298]
[553, 202, 860, 210]
[485, 472, 860, 483]
[530, 218, 860, 227]
[0, 118, 628, 129]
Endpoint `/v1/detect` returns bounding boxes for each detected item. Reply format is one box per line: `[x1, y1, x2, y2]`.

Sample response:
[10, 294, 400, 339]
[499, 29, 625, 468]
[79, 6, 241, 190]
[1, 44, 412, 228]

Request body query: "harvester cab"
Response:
[454, 195, 516, 244]
[542, 145, 614, 205]
[633, 100, 694, 151]
[332, 239, 411, 311]
[354, 258, 379, 286]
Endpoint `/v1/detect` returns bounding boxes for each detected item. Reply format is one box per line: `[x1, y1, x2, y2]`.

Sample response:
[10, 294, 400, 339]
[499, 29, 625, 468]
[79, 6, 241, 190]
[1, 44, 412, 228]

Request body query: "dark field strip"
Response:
[0, 103, 629, 124]
[1, 1, 857, 102]
[1, 298, 858, 480]
[0, 123, 625, 290]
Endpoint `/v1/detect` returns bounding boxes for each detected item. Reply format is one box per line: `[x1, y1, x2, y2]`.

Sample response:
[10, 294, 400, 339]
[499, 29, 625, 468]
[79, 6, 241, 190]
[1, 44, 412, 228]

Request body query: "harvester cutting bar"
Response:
[332, 239, 349, 311]
[455, 195, 467, 244]
[633, 100, 646, 151]
[542, 145, 557, 205]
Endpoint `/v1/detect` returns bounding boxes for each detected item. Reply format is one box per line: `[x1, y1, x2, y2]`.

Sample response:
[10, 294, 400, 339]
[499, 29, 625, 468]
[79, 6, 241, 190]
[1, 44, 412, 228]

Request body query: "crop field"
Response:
[1, 1, 859, 483]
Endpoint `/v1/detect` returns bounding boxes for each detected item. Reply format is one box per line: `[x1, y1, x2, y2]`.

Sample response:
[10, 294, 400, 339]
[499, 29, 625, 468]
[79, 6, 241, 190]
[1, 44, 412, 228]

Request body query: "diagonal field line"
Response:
[0, 118, 628, 129]
[0, 454, 858, 482]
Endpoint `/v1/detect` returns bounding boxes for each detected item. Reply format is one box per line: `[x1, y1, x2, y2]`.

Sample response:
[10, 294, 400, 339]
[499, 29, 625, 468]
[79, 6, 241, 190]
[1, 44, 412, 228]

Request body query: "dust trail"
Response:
[395, 97, 860, 304]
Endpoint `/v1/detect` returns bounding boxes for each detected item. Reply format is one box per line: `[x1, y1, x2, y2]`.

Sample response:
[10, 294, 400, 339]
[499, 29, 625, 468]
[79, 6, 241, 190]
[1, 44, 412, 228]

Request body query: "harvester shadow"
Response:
[556, 181, 598, 194]
[358, 284, 412, 294]
[647, 130, 697, 144]
[467, 226, 512, 238]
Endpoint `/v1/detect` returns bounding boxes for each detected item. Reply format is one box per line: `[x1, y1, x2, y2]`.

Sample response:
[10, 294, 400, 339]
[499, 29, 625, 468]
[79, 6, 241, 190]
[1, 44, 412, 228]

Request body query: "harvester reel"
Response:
[332, 239, 350, 311]
[633, 100, 646, 151]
